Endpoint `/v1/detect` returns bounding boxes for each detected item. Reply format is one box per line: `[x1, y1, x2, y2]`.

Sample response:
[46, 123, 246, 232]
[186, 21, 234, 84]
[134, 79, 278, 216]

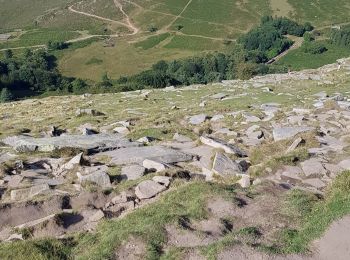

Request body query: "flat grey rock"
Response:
[143, 159, 168, 172]
[77, 166, 111, 188]
[279, 166, 303, 183]
[212, 152, 243, 177]
[173, 133, 192, 143]
[121, 165, 146, 180]
[301, 158, 327, 177]
[153, 176, 172, 187]
[2, 134, 138, 153]
[273, 126, 314, 141]
[135, 180, 167, 200]
[10, 184, 50, 201]
[189, 114, 208, 125]
[100, 146, 193, 165]
[211, 93, 227, 100]
[302, 178, 326, 189]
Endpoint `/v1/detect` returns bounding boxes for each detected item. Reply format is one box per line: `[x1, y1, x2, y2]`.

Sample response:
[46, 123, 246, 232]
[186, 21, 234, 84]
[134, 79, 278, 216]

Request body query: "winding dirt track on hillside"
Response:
[113, 0, 139, 35]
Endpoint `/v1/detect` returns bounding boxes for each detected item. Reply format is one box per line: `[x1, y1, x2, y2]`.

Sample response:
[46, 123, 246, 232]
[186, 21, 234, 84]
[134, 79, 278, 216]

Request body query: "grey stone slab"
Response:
[2, 134, 138, 153]
[212, 153, 243, 176]
[135, 180, 166, 200]
[273, 126, 314, 141]
[100, 146, 193, 165]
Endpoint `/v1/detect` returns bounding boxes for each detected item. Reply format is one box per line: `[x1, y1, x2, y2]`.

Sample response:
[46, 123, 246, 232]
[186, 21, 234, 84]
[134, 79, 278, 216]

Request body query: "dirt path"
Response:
[114, 0, 139, 35]
[0, 45, 46, 52]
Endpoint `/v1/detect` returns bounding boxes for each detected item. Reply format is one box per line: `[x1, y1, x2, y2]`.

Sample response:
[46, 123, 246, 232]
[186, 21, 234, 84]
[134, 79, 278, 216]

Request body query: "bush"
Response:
[302, 42, 328, 54]
[0, 88, 13, 103]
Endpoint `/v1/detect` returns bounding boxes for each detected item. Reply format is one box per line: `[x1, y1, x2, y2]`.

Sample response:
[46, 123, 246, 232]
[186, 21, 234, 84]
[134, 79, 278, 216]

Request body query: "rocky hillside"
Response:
[1, 58, 350, 259]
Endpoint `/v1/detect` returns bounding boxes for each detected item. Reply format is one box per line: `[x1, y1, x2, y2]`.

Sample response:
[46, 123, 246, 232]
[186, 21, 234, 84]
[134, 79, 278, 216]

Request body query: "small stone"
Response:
[113, 126, 130, 135]
[143, 159, 168, 172]
[238, 174, 250, 188]
[137, 136, 155, 144]
[63, 153, 83, 170]
[89, 210, 105, 222]
[200, 136, 247, 157]
[153, 176, 172, 187]
[285, 137, 304, 153]
[189, 114, 208, 125]
[173, 133, 192, 143]
[211, 93, 227, 100]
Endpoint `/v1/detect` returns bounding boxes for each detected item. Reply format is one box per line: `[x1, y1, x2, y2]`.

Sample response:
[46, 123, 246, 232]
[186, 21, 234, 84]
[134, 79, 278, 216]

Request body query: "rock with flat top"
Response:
[302, 178, 326, 189]
[301, 158, 327, 177]
[286, 137, 304, 153]
[10, 184, 50, 201]
[63, 153, 83, 170]
[273, 126, 314, 141]
[153, 176, 172, 187]
[99, 146, 192, 165]
[338, 159, 350, 170]
[77, 166, 111, 188]
[135, 180, 167, 200]
[143, 159, 168, 172]
[279, 166, 303, 183]
[189, 114, 208, 125]
[121, 165, 146, 180]
[89, 210, 105, 222]
[200, 136, 247, 157]
[173, 133, 192, 143]
[2, 134, 138, 153]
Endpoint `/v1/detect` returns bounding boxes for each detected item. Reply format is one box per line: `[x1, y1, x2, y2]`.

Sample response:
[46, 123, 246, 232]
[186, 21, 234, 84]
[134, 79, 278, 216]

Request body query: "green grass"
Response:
[0, 238, 74, 260]
[277, 41, 350, 70]
[0, 29, 79, 49]
[274, 171, 350, 253]
[135, 33, 171, 50]
[164, 35, 226, 51]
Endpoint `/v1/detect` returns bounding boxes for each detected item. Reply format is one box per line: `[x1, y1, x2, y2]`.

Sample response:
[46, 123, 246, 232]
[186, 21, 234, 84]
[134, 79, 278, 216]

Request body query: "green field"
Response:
[277, 41, 350, 70]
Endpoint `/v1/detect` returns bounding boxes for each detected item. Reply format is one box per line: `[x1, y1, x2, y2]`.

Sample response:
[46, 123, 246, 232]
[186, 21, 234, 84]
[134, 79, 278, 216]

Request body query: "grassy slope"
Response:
[277, 41, 350, 70]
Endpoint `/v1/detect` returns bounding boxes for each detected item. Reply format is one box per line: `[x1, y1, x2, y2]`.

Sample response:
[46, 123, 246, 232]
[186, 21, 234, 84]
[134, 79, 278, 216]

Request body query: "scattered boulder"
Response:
[121, 165, 146, 180]
[62, 153, 83, 171]
[302, 178, 326, 189]
[135, 180, 167, 200]
[273, 126, 314, 141]
[200, 136, 247, 157]
[137, 136, 155, 144]
[153, 176, 172, 187]
[211, 93, 227, 100]
[238, 174, 250, 188]
[113, 127, 130, 135]
[173, 133, 192, 143]
[77, 166, 111, 188]
[76, 109, 104, 117]
[285, 137, 305, 153]
[143, 159, 168, 172]
[301, 158, 327, 177]
[89, 210, 105, 222]
[189, 114, 209, 125]
[212, 153, 243, 177]
[10, 184, 50, 201]
[279, 166, 303, 183]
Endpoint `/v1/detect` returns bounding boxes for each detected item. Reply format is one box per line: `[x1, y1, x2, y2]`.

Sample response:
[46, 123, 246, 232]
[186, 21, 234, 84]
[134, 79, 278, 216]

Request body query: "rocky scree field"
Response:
[1, 58, 350, 259]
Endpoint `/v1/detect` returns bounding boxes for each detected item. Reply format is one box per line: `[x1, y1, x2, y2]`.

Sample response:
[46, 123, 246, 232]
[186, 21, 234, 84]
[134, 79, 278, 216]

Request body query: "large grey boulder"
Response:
[99, 146, 193, 165]
[273, 126, 314, 141]
[212, 153, 244, 177]
[10, 184, 50, 201]
[200, 136, 247, 157]
[143, 159, 168, 172]
[279, 166, 303, 183]
[77, 166, 111, 188]
[2, 134, 138, 153]
[173, 133, 192, 143]
[135, 180, 167, 200]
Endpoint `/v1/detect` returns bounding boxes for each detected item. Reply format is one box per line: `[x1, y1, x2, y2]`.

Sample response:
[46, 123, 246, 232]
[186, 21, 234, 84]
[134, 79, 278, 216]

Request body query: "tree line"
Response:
[0, 17, 313, 102]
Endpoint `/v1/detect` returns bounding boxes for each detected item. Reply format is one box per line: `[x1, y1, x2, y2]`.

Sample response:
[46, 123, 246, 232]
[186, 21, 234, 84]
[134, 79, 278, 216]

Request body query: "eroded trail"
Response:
[114, 0, 139, 35]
